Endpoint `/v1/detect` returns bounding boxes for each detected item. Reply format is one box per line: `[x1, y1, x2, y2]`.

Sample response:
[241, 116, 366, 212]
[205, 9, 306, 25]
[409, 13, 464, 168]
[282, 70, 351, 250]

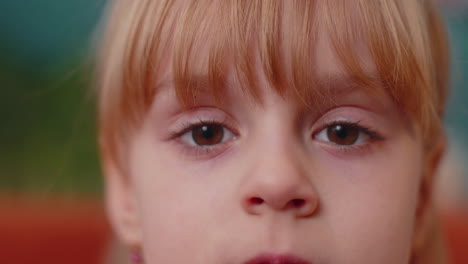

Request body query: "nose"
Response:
[241, 147, 319, 218]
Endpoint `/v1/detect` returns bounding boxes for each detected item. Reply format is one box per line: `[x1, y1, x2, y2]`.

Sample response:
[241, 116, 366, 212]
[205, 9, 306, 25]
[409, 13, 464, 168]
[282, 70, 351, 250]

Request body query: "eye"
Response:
[315, 123, 372, 145]
[180, 123, 235, 146]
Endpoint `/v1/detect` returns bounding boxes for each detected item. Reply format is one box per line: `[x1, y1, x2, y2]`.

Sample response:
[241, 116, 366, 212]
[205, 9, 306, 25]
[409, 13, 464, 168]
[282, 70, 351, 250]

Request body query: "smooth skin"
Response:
[104, 27, 444, 264]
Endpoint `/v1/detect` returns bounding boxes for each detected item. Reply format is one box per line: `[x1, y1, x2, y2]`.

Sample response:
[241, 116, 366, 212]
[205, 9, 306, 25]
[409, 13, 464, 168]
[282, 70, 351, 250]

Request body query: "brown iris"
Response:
[326, 124, 359, 145]
[192, 124, 224, 146]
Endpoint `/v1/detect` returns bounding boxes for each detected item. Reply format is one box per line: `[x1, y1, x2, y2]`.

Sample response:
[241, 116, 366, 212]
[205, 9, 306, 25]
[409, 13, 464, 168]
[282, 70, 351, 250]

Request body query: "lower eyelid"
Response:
[174, 138, 235, 160]
[316, 140, 376, 158]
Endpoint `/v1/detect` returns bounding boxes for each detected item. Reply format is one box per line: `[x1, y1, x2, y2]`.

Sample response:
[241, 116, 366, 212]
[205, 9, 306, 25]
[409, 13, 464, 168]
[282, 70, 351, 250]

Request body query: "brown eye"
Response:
[191, 124, 225, 146]
[326, 124, 359, 145]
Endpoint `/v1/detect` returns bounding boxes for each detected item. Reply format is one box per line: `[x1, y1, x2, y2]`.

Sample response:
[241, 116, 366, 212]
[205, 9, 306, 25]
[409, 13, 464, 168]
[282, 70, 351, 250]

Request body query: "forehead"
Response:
[156, 33, 378, 102]
[151, 0, 379, 108]
[105, 0, 431, 131]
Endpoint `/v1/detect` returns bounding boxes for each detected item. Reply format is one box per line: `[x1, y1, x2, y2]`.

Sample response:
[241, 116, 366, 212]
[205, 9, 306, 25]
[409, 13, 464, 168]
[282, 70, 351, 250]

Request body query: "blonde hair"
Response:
[96, 0, 449, 171]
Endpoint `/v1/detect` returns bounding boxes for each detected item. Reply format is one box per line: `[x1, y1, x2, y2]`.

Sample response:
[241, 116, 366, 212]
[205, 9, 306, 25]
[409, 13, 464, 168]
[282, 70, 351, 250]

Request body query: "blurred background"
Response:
[0, 1, 467, 264]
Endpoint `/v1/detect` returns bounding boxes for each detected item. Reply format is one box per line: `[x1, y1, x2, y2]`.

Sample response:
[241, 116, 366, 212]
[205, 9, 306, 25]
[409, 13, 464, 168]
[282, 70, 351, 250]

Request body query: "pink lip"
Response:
[244, 253, 310, 264]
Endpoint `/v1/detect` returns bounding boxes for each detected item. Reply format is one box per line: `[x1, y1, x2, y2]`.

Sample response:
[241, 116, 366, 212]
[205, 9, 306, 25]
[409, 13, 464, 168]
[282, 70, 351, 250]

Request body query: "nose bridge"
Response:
[241, 125, 318, 217]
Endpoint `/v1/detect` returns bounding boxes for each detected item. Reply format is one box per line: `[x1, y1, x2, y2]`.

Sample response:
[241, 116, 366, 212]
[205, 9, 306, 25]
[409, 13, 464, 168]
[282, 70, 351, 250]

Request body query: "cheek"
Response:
[127, 118, 425, 263]
[315, 138, 423, 263]
[128, 133, 231, 262]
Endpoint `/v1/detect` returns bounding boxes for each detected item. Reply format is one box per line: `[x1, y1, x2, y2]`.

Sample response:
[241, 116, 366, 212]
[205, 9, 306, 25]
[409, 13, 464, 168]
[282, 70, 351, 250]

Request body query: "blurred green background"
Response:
[0, 1, 467, 196]
[0, 0, 106, 194]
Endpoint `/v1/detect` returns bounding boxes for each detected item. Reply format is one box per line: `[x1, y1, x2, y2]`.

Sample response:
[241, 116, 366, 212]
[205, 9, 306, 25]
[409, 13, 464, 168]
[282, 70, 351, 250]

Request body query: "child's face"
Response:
[107, 27, 435, 264]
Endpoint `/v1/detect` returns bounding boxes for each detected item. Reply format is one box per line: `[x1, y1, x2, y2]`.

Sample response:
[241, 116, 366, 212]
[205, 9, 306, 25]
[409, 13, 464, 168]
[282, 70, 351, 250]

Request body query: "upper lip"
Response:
[244, 253, 311, 264]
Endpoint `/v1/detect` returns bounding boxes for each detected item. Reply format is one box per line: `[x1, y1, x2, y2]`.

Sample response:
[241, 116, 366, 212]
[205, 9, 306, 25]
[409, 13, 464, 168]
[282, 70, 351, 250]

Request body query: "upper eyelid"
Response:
[171, 107, 238, 125]
[312, 120, 361, 136]
[172, 118, 239, 138]
[177, 119, 373, 135]
[170, 108, 381, 138]
[313, 120, 383, 140]
[175, 119, 219, 134]
[310, 105, 381, 126]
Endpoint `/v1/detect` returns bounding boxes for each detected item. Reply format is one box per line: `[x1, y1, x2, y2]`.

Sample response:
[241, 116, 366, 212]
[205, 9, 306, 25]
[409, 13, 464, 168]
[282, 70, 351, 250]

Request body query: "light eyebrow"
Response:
[154, 73, 234, 108]
[314, 73, 384, 96]
[154, 72, 386, 111]
[291, 72, 388, 112]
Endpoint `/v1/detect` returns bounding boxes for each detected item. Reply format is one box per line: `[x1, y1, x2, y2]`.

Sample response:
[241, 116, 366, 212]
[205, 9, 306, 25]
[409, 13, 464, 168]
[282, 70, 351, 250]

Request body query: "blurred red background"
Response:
[0, 195, 111, 264]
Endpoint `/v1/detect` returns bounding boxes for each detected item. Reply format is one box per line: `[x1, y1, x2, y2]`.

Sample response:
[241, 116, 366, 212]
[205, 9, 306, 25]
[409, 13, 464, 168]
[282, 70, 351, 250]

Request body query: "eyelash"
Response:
[169, 118, 384, 158]
[169, 117, 237, 158]
[313, 120, 384, 154]
[318, 120, 383, 139]
[171, 117, 231, 137]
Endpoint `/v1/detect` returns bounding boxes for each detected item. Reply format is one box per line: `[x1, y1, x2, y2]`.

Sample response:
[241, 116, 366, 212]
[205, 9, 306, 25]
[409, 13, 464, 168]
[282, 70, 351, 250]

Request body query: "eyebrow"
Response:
[156, 75, 225, 95]
[314, 73, 385, 96]
[155, 74, 233, 104]
[154, 71, 385, 107]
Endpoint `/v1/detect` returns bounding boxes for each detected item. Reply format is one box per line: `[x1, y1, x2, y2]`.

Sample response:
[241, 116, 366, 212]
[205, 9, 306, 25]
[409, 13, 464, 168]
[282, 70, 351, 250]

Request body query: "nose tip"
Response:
[243, 190, 319, 218]
[240, 137, 319, 218]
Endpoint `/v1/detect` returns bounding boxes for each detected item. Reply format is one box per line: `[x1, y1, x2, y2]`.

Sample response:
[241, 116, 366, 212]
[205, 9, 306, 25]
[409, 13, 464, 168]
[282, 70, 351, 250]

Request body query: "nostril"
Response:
[291, 199, 305, 208]
[250, 197, 264, 205]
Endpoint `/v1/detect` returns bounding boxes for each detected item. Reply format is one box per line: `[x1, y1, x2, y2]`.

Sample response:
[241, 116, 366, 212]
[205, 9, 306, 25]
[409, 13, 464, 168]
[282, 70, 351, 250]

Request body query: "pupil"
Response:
[333, 125, 347, 139]
[192, 124, 224, 145]
[201, 126, 214, 139]
[327, 124, 359, 145]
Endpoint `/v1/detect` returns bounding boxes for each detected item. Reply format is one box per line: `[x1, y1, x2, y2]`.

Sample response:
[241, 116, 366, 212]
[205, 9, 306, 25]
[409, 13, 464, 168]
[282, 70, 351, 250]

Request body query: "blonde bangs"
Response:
[97, 0, 449, 166]
[323, 0, 449, 143]
[172, 1, 320, 106]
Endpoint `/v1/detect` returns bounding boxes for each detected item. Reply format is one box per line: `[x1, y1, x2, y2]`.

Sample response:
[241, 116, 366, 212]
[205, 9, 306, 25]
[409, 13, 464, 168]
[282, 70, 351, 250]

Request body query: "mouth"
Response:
[244, 253, 310, 264]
